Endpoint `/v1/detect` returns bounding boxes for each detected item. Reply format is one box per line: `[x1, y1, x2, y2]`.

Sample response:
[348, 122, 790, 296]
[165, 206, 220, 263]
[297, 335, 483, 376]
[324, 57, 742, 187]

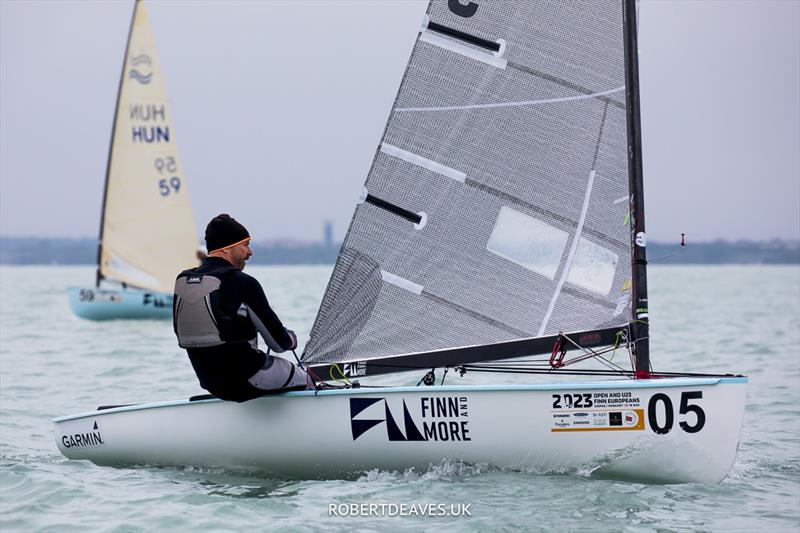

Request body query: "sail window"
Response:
[565, 238, 618, 295]
[486, 206, 568, 280]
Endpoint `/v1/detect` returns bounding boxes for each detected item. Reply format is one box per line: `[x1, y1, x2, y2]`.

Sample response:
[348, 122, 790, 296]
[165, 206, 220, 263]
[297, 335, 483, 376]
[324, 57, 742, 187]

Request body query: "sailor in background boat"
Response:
[173, 214, 311, 401]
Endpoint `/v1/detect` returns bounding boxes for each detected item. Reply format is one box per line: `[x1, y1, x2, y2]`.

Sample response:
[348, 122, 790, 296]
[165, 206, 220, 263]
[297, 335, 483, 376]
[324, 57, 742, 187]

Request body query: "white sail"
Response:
[99, 0, 197, 294]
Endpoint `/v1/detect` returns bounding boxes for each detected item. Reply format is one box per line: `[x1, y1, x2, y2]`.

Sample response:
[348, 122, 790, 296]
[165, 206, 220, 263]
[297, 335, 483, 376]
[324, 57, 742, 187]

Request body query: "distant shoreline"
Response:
[1, 236, 798, 265]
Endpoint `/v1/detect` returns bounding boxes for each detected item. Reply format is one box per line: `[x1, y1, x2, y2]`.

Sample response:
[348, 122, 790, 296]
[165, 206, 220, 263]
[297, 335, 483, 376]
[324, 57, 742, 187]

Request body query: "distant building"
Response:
[324, 221, 333, 249]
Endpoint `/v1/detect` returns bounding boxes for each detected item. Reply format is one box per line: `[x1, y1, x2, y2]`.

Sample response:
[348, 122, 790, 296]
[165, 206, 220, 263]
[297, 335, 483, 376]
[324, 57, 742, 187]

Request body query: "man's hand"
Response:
[286, 329, 298, 350]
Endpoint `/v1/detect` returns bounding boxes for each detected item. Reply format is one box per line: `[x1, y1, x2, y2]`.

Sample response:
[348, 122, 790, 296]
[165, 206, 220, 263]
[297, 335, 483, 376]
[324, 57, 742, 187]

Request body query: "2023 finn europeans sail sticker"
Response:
[550, 391, 645, 432]
[550, 390, 708, 434]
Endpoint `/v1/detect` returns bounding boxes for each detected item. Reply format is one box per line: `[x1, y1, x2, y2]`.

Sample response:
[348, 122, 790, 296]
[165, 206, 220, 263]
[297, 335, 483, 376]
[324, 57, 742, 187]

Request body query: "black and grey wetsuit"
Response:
[173, 257, 304, 402]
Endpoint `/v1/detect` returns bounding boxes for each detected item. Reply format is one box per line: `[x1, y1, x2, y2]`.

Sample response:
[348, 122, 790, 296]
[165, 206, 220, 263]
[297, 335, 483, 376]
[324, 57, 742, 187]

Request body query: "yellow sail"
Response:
[99, 0, 198, 294]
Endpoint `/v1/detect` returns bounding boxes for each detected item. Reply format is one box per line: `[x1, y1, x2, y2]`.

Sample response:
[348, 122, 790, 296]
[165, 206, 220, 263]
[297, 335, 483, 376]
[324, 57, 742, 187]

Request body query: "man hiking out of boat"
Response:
[173, 214, 311, 402]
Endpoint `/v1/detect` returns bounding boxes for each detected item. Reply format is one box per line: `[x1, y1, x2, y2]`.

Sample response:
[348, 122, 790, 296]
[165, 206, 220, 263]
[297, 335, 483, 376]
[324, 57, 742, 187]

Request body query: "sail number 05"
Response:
[155, 156, 180, 196]
[648, 391, 706, 434]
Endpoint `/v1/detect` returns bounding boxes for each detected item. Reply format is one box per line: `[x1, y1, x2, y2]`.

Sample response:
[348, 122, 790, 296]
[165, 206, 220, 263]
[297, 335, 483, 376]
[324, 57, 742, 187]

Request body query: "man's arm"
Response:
[237, 273, 296, 352]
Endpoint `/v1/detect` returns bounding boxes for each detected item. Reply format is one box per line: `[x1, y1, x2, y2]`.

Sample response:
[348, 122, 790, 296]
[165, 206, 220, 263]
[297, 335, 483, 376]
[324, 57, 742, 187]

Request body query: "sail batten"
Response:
[303, 0, 638, 370]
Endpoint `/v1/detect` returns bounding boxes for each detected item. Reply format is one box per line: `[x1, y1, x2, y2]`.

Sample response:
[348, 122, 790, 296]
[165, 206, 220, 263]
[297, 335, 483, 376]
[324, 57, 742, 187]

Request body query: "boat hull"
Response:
[53, 377, 746, 483]
[67, 287, 173, 320]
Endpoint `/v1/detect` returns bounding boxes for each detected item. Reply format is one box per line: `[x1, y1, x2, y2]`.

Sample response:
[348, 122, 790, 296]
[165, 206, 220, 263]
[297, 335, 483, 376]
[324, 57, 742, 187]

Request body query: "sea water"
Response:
[1, 265, 798, 532]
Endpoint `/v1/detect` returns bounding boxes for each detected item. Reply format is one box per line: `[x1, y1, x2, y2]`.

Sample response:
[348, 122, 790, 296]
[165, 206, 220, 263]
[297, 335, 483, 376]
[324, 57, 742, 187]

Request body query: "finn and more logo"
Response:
[350, 397, 471, 442]
[342, 362, 366, 377]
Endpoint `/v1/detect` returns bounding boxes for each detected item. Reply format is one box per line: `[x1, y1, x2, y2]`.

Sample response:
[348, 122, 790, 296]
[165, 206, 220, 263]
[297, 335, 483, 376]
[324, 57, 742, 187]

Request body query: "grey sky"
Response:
[1, 0, 798, 243]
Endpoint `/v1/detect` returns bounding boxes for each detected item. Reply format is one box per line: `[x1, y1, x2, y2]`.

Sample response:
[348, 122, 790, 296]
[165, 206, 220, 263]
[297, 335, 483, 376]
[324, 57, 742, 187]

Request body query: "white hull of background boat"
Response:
[67, 287, 173, 320]
[54, 377, 746, 483]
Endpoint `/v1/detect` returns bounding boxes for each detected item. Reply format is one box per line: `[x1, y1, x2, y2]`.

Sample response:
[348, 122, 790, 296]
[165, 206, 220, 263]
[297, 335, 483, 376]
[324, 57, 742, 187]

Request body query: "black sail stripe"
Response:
[427, 21, 501, 52]
[365, 194, 422, 224]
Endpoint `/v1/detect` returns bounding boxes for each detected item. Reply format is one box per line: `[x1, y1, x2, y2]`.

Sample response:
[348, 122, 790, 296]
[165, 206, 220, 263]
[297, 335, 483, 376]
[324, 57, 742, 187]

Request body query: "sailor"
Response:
[173, 214, 311, 402]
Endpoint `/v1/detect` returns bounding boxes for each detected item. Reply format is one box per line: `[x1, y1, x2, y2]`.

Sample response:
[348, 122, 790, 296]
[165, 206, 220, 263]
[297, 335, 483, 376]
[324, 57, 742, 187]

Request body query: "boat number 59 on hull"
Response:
[648, 391, 706, 434]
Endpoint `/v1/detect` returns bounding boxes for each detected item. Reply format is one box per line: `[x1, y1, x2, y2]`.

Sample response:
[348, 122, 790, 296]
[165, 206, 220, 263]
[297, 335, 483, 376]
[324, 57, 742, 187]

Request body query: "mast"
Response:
[622, 0, 650, 377]
[95, 0, 140, 288]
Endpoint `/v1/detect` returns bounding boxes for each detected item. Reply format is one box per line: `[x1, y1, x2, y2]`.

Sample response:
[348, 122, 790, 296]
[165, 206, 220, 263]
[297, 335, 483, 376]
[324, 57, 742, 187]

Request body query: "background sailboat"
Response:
[55, 0, 746, 483]
[68, 0, 198, 320]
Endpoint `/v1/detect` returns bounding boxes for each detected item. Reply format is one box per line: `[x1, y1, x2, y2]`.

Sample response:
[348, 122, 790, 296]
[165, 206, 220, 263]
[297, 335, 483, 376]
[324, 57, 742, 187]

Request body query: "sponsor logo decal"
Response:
[551, 390, 645, 432]
[142, 293, 171, 308]
[350, 396, 471, 442]
[343, 362, 367, 377]
[578, 332, 602, 345]
[61, 420, 104, 448]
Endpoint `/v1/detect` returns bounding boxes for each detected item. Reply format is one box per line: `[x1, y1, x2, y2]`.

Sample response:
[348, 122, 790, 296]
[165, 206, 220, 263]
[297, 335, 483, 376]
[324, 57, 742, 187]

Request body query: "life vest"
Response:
[174, 272, 227, 348]
[174, 264, 289, 352]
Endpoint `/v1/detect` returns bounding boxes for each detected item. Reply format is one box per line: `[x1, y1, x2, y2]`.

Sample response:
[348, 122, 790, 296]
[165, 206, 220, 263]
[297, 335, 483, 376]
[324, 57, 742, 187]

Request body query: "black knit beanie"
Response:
[205, 214, 250, 253]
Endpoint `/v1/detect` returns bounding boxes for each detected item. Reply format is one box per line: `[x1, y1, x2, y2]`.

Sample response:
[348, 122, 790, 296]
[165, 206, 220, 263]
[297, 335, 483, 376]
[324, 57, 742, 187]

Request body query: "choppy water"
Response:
[1, 265, 798, 532]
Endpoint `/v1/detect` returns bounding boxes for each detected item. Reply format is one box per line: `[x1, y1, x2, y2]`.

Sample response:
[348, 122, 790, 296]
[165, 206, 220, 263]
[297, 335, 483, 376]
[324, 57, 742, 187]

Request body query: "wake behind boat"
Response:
[55, 0, 747, 482]
[69, 0, 198, 320]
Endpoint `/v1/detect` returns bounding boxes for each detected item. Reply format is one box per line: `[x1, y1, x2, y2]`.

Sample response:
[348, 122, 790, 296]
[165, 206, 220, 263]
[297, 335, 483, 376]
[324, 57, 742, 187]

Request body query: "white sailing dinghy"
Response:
[55, 0, 746, 483]
[68, 0, 198, 320]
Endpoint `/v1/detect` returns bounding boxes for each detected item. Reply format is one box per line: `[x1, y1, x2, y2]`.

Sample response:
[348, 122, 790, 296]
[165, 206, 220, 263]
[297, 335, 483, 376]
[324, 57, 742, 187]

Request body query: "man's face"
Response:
[227, 240, 252, 270]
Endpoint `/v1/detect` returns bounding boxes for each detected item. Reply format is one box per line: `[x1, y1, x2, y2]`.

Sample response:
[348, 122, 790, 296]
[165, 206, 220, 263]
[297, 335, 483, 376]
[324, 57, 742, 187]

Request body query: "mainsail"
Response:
[303, 0, 648, 376]
[97, 0, 198, 294]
